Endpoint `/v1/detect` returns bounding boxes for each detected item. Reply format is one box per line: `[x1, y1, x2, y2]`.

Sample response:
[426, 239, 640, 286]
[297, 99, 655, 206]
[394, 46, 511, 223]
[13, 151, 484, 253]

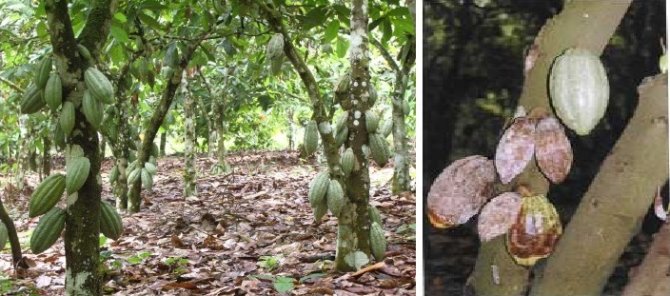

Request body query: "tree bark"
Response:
[530, 74, 668, 296]
[470, 1, 633, 295]
[622, 221, 670, 296]
[44, 0, 117, 294]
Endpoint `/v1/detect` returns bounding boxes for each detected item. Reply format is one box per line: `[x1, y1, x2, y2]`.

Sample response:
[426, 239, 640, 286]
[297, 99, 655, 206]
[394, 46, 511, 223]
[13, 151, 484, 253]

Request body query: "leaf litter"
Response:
[0, 150, 416, 295]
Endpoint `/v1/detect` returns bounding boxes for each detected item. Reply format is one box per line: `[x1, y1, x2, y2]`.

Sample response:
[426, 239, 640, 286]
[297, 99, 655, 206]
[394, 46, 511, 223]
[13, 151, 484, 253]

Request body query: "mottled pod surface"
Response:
[495, 117, 536, 184]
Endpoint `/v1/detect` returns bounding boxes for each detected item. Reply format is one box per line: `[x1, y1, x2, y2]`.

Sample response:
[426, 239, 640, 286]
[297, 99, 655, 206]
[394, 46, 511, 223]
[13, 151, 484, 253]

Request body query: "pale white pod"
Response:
[478, 192, 523, 242]
[549, 48, 609, 135]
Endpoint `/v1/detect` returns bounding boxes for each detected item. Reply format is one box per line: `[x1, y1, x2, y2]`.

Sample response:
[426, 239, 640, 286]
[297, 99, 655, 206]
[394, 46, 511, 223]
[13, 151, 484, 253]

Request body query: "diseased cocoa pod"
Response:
[30, 207, 65, 254]
[477, 192, 522, 242]
[365, 111, 379, 133]
[308, 172, 330, 207]
[535, 116, 572, 183]
[369, 133, 389, 167]
[100, 201, 123, 240]
[341, 148, 355, 176]
[84, 67, 114, 104]
[35, 57, 52, 89]
[303, 121, 319, 155]
[427, 155, 496, 228]
[66, 156, 90, 194]
[495, 117, 536, 184]
[549, 48, 609, 135]
[20, 84, 46, 114]
[370, 222, 386, 261]
[369, 205, 383, 225]
[82, 90, 103, 130]
[44, 73, 62, 112]
[326, 179, 345, 217]
[29, 174, 66, 217]
[506, 194, 562, 267]
[59, 101, 75, 136]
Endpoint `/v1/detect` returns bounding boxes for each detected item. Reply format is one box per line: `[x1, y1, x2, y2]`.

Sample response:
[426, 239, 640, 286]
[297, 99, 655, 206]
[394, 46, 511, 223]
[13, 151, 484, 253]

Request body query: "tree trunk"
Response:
[621, 221, 670, 296]
[159, 130, 167, 157]
[42, 136, 51, 176]
[182, 74, 197, 197]
[287, 109, 294, 151]
[128, 40, 205, 213]
[0, 198, 25, 271]
[469, 1, 635, 294]
[45, 0, 117, 294]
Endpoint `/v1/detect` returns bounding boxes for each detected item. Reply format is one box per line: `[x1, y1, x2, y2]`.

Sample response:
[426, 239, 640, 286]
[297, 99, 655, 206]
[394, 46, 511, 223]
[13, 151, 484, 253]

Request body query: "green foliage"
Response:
[126, 251, 152, 265]
[257, 255, 282, 271]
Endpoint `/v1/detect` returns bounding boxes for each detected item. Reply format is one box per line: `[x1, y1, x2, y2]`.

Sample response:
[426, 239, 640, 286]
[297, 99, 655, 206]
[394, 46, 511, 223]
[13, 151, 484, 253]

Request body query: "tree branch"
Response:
[370, 38, 400, 73]
[622, 221, 670, 296]
[0, 76, 22, 93]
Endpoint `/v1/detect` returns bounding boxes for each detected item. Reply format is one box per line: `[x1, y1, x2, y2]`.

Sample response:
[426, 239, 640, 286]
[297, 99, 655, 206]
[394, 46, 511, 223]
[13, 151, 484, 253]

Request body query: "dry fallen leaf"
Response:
[427, 155, 496, 228]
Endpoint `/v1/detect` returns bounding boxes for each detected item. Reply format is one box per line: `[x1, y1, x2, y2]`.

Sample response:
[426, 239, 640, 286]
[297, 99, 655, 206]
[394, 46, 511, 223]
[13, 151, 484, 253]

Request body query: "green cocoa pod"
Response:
[369, 133, 389, 167]
[550, 48, 609, 135]
[403, 101, 411, 116]
[141, 168, 153, 190]
[266, 33, 284, 59]
[336, 112, 348, 131]
[20, 84, 46, 114]
[100, 201, 123, 240]
[59, 101, 75, 136]
[303, 121, 319, 156]
[335, 126, 349, 147]
[341, 148, 355, 176]
[77, 44, 92, 63]
[326, 179, 345, 217]
[144, 162, 157, 176]
[369, 205, 383, 226]
[84, 67, 114, 104]
[0, 222, 7, 250]
[365, 111, 379, 133]
[335, 73, 351, 95]
[127, 167, 141, 184]
[308, 172, 330, 207]
[66, 156, 90, 194]
[82, 90, 103, 130]
[109, 165, 119, 184]
[313, 199, 328, 222]
[45, 73, 62, 112]
[35, 57, 52, 89]
[30, 207, 65, 254]
[380, 119, 393, 138]
[29, 174, 66, 217]
[368, 86, 377, 106]
[370, 221, 386, 261]
[53, 123, 66, 149]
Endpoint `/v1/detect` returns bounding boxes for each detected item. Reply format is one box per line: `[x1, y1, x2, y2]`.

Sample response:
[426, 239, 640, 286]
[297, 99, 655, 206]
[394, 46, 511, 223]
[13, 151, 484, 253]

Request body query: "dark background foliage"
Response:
[422, 0, 667, 294]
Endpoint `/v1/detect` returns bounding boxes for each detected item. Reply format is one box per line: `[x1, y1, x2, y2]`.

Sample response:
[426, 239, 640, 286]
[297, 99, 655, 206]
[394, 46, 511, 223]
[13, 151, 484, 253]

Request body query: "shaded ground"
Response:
[0, 150, 416, 295]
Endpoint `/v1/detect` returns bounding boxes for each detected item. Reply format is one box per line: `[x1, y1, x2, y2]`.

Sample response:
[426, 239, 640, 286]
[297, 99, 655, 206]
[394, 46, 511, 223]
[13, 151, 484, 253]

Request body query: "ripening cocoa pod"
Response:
[506, 194, 562, 266]
[477, 192, 522, 242]
[341, 148, 355, 176]
[370, 222, 386, 261]
[266, 33, 284, 60]
[326, 180, 345, 217]
[35, 57, 52, 89]
[495, 117, 536, 184]
[66, 156, 90, 194]
[549, 48, 609, 135]
[59, 101, 75, 136]
[534, 116, 572, 183]
[365, 111, 379, 133]
[308, 172, 330, 207]
[44, 73, 62, 112]
[427, 155, 496, 228]
[303, 121, 319, 156]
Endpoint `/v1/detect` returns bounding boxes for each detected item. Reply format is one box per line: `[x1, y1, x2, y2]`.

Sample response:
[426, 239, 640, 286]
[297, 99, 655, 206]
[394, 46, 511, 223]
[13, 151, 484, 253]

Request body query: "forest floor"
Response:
[0, 150, 416, 295]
